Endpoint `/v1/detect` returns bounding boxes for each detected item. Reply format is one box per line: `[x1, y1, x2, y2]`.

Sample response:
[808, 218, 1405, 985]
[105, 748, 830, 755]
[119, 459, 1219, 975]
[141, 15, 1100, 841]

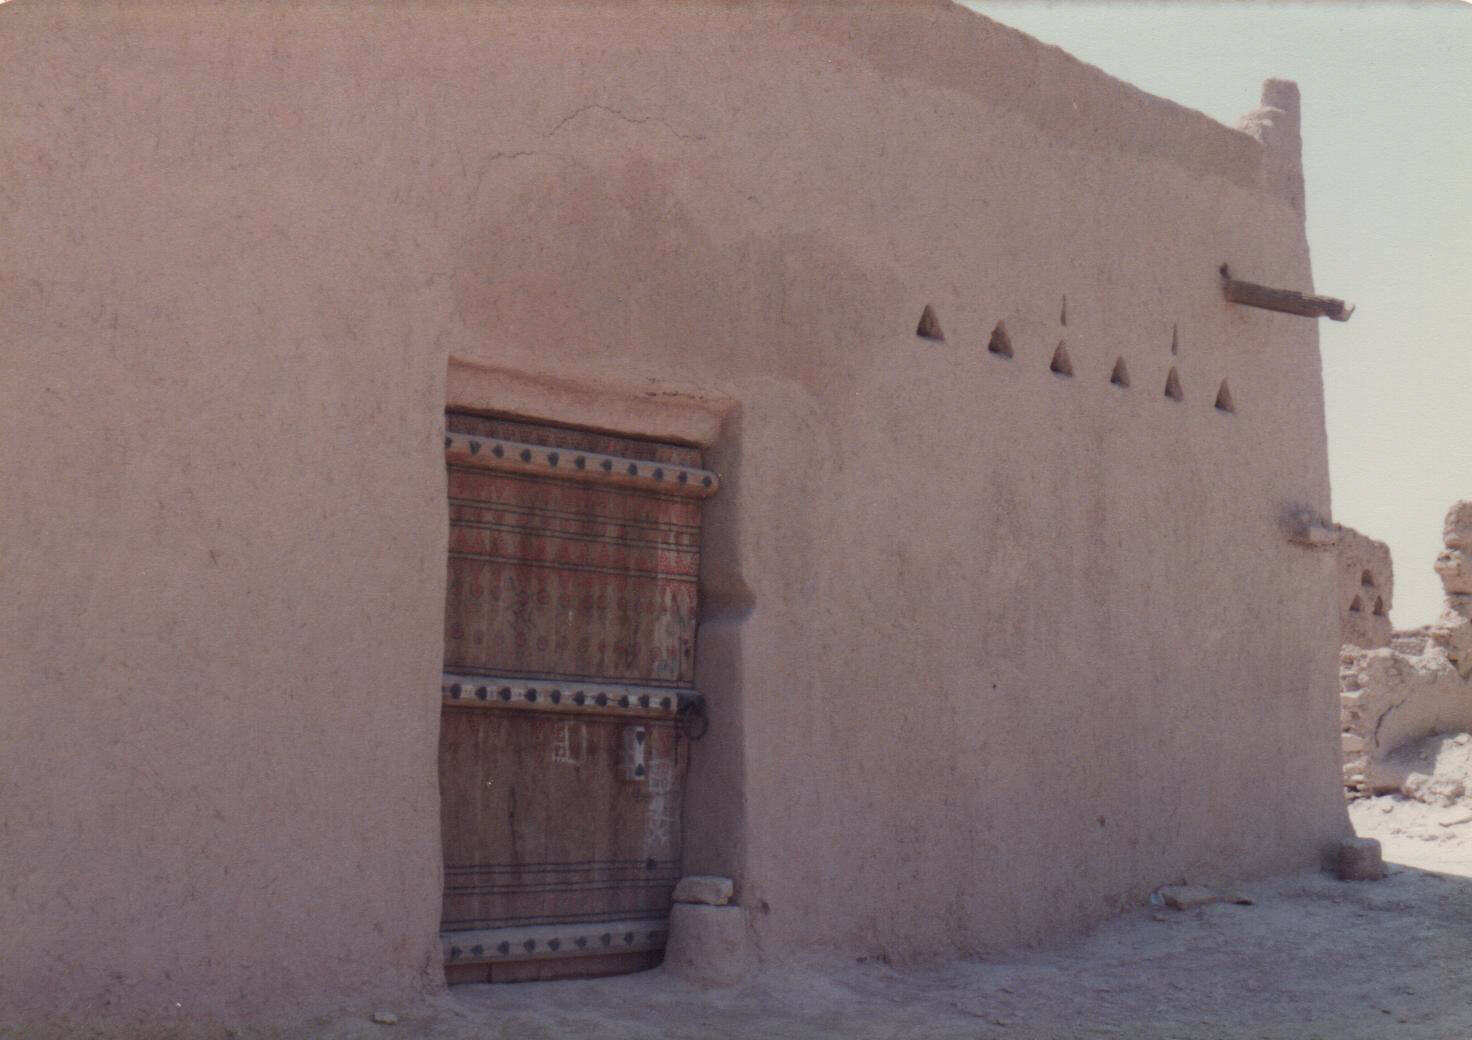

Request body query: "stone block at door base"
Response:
[663, 904, 751, 987]
[672, 875, 734, 906]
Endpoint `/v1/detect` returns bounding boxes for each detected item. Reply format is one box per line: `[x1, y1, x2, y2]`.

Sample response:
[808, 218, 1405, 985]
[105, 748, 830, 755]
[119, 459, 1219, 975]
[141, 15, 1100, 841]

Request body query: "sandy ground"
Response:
[314, 785, 1472, 1040]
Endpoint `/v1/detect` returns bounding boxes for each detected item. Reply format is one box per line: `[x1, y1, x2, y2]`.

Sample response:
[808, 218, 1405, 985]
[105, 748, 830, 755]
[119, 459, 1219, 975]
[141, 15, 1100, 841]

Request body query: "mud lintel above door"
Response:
[447, 356, 735, 448]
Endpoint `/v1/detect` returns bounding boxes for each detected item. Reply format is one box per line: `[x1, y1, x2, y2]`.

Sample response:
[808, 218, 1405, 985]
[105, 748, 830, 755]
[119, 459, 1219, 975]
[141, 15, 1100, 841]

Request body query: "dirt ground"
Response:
[313, 779, 1472, 1040]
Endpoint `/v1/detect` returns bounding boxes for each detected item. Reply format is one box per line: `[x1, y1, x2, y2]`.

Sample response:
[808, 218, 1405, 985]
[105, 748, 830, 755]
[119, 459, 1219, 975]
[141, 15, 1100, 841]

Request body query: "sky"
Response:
[967, 0, 1471, 628]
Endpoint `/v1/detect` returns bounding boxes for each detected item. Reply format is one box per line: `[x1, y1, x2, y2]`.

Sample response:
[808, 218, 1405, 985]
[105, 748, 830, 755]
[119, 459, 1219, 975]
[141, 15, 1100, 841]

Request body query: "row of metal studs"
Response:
[445, 923, 667, 962]
[441, 675, 697, 717]
[445, 433, 719, 498]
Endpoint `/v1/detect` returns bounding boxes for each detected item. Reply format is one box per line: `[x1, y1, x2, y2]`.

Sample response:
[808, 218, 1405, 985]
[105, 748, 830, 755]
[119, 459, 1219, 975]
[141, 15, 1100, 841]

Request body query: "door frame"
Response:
[435, 355, 747, 982]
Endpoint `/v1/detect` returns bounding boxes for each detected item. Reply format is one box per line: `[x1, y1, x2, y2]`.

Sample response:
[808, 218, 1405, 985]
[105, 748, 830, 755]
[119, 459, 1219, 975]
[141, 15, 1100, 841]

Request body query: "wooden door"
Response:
[438, 413, 717, 983]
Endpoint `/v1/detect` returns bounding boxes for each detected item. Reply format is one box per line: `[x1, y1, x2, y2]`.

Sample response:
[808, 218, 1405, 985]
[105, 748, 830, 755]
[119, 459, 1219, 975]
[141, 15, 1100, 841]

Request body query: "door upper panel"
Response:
[444, 414, 704, 687]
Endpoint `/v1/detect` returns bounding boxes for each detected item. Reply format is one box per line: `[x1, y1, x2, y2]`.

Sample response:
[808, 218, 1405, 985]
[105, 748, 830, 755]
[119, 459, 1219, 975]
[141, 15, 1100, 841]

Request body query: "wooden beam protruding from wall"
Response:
[1220, 265, 1355, 322]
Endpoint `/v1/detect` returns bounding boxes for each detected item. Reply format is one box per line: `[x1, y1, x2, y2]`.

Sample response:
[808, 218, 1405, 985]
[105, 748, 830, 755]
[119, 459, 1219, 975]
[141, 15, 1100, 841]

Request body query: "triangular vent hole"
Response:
[1109, 357, 1130, 388]
[1348, 595, 1363, 614]
[916, 304, 944, 342]
[987, 322, 1013, 358]
[1214, 379, 1234, 414]
[1164, 367, 1184, 402]
[1373, 597, 1386, 617]
[1049, 342, 1073, 377]
[1360, 570, 1375, 588]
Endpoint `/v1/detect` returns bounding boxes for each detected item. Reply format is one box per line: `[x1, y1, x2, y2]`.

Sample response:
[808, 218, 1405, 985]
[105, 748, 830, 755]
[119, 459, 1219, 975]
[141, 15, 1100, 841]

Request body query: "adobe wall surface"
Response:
[1337, 528, 1394, 649]
[1342, 501, 1472, 796]
[0, 1, 1348, 1033]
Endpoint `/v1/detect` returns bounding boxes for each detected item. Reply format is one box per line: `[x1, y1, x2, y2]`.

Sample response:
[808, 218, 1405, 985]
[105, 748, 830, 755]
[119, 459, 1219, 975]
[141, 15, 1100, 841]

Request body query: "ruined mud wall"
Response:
[1342, 501, 1472, 796]
[1337, 528, 1394, 649]
[0, 1, 1348, 1033]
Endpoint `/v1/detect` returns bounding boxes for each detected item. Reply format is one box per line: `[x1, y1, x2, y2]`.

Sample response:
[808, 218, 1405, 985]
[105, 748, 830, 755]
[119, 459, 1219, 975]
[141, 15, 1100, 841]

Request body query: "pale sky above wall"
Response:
[968, 0, 1471, 628]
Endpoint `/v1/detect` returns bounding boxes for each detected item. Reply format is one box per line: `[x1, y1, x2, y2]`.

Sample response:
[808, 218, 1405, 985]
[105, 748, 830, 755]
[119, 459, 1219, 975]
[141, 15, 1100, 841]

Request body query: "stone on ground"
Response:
[1157, 885, 1222, 910]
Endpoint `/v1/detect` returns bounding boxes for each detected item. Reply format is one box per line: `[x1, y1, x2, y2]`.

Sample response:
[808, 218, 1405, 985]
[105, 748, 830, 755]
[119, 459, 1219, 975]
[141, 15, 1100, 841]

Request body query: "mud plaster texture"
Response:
[0, 2, 1348, 1035]
[1341, 501, 1472, 797]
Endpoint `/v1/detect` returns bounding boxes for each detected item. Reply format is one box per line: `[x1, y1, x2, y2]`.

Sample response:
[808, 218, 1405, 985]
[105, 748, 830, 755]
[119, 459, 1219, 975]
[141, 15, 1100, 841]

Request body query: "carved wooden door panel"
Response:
[438, 414, 716, 983]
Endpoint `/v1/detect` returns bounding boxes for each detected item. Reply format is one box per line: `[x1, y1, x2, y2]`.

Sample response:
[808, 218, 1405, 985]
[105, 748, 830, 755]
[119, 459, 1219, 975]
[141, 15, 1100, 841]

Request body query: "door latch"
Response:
[620, 725, 647, 782]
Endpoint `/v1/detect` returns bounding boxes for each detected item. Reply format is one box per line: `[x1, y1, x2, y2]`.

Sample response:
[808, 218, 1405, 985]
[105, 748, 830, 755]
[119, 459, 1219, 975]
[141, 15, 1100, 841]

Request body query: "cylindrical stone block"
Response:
[663, 903, 751, 987]
[1336, 836, 1385, 881]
